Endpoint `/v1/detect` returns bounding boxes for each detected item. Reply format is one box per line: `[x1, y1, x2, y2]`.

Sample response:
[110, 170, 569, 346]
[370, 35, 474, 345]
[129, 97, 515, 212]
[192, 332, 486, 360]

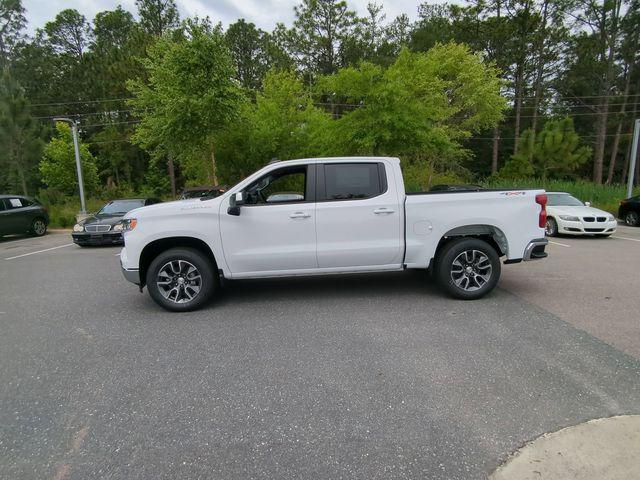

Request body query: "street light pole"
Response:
[53, 117, 86, 214]
[627, 119, 640, 199]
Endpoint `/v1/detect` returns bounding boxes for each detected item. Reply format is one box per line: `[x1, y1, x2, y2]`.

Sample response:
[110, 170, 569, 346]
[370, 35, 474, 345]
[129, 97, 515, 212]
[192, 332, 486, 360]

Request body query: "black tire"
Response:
[545, 217, 558, 237]
[146, 247, 216, 312]
[435, 238, 501, 300]
[624, 211, 639, 226]
[30, 218, 47, 237]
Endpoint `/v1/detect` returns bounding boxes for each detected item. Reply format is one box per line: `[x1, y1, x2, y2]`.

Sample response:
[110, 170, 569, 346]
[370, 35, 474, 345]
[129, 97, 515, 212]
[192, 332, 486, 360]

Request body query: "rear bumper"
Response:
[523, 238, 548, 261]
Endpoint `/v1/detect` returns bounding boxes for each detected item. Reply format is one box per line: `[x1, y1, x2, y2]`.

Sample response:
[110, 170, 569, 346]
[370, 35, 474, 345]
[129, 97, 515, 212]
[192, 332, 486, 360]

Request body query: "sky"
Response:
[22, 0, 439, 33]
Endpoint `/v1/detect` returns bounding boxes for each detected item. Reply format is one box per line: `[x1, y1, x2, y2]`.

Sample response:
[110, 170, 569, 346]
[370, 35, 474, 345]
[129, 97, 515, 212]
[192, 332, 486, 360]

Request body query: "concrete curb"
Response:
[490, 415, 640, 480]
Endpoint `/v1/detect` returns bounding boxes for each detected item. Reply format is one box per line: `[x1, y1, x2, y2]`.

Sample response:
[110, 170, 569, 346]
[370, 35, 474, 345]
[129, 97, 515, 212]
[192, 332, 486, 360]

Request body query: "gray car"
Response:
[0, 195, 50, 237]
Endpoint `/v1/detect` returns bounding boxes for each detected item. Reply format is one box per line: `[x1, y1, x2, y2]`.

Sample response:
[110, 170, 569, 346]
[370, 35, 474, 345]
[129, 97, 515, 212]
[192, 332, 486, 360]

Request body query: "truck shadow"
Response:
[215, 270, 440, 307]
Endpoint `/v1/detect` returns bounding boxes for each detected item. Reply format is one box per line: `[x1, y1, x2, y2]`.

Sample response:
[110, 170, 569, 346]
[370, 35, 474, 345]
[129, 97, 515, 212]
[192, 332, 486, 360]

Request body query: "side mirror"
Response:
[585, 201, 591, 207]
[227, 192, 245, 216]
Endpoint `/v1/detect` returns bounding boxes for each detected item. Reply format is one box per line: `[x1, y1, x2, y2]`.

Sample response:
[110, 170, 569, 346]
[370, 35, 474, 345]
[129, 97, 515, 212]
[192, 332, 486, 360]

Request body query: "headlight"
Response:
[73, 223, 84, 232]
[608, 214, 616, 222]
[121, 218, 137, 232]
[113, 223, 124, 232]
[559, 215, 580, 221]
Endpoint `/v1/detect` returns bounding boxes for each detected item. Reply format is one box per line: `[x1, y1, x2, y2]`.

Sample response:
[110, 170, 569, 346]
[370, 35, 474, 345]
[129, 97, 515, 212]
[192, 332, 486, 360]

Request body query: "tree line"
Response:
[1, 0, 639, 201]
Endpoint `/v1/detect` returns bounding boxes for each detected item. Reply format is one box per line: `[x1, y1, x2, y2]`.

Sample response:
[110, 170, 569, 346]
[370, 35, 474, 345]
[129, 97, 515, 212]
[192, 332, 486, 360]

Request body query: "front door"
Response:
[219, 164, 317, 276]
[315, 162, 403, 268]
[0, 198, 28, 235]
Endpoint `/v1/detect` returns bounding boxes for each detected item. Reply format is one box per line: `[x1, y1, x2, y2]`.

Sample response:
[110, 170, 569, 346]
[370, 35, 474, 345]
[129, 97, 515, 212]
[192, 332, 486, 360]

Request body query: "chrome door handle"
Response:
[374, 208, 394, 214]
[290, 212, 311, 219]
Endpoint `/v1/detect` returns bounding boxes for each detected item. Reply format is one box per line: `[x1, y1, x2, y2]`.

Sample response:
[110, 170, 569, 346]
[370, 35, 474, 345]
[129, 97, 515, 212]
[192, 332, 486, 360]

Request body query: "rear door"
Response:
[315, 162, 403, 268]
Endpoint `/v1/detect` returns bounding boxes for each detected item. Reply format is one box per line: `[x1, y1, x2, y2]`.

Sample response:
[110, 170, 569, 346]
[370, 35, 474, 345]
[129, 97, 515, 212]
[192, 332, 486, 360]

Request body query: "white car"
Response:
[120, 157, 548, 311]
[545, 192, 617, 237]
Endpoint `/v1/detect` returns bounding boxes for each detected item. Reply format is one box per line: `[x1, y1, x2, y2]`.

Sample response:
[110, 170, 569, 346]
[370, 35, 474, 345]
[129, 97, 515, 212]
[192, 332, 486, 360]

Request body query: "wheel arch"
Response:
[139, 237, 218, 288]
[434, 224, 508, 265]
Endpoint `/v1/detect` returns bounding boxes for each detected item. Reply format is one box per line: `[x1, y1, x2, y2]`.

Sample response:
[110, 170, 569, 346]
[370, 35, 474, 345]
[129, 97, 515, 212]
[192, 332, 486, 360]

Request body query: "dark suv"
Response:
[619, 195, 640, 226]
[0, 195, 49, 237]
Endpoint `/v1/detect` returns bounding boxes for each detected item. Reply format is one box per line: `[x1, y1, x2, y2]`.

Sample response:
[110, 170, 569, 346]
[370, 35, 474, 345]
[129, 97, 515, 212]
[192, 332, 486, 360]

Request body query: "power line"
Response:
[36, 109, 137, 120]
[85, 138, 132, 145]
[27, 91, 640, 109]
[468, 133, 633, 140]
[81, 120, 141, 128]
[30, 97, 133, 107]
[514, 93, 640, 100]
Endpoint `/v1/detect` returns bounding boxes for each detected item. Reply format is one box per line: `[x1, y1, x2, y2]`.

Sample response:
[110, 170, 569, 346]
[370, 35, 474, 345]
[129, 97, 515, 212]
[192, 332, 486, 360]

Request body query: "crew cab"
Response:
[119, 157, 548, 311]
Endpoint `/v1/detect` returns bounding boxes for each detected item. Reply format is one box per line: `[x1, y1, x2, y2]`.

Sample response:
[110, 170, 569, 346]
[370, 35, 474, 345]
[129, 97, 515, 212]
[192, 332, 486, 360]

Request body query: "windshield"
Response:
[98, 200, 145, 215]
[547, 194, 584, 207]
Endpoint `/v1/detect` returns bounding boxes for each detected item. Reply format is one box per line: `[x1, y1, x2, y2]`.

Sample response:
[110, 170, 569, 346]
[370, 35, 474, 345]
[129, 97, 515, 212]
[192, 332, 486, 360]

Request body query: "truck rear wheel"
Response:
[435, 238, 501, 300]
[146, 247, 216, 312]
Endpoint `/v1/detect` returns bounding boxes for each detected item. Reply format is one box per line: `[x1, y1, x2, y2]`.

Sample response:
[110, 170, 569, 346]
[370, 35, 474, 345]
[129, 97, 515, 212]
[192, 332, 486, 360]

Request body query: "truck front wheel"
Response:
[146, 247, 216, 312]
[435, 238, 501, 300]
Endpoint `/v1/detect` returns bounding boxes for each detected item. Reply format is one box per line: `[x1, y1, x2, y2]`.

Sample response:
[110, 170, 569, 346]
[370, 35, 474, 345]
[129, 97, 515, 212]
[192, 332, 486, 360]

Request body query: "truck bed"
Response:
[403, 189, 546, 267]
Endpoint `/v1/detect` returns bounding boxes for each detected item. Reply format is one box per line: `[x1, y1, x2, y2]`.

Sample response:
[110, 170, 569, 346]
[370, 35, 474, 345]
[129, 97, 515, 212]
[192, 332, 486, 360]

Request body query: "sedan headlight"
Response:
[73, 223, 84, 232]
[113, 223, 124, 232]
[121, 218, 137, 232]
[559, 215, 580, 221]
[608, 214, 616, 222]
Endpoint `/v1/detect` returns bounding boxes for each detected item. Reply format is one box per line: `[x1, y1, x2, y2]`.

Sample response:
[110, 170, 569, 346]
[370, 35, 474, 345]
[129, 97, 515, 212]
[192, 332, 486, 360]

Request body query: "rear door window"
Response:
[8, 198, 24, 208]
[324, 163, 384, 200]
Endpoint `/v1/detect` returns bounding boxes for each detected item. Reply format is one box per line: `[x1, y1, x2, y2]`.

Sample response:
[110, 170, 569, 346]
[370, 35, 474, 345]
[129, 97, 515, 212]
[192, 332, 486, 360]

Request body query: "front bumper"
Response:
[121, 262, 140, 284]
[556, 219, 617, 235]
[523, 238, 548, 261]
[72, 232, 123, 245]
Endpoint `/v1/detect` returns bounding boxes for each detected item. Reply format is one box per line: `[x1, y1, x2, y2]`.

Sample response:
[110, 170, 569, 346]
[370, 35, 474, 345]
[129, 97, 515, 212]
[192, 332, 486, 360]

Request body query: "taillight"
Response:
[535, 193, 547, 228]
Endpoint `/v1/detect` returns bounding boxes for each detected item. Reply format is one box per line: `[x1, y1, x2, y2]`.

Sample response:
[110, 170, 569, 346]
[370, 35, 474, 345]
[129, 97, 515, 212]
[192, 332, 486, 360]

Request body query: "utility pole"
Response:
[53, 118, 87, 214]
[628, 119, 640, 199]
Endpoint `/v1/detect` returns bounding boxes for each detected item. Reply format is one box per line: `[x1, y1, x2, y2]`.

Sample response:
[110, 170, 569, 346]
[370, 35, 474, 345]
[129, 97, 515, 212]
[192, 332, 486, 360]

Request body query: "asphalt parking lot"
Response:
[1, 228, 639, 479]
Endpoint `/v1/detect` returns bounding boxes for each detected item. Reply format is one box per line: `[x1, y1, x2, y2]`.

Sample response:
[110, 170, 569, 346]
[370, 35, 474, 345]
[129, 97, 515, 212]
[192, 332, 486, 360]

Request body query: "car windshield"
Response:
[98, 200, 144, 215]
[547, 194, 584, 207]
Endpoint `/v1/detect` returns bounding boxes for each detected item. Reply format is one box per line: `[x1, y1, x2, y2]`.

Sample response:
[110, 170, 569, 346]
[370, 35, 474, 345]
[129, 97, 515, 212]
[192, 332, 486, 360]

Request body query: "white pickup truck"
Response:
[119, 157, 548, 311]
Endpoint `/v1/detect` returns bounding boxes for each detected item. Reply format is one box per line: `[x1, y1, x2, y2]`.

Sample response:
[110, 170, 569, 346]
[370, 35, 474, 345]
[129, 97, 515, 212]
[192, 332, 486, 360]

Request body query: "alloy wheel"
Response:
[545, 218, 557, 236]
[156, 260, 202, 304]
[33, 219, 46, 235]
[625, 211, 639, 226]
[450, 249, 493, 292]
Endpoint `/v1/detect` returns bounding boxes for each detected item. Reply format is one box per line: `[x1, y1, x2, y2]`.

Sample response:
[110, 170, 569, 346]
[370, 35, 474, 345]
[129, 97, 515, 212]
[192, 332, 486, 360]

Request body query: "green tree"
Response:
[136, 0, 179, 36]
[218, 70, 329, 183]
[317, 43, 505, 168]
[128, 21, 243, 193]
[504, 118, 591, 180]
[0, 0, 26, 64]
[0, 70, 42, 195]
[291, 0, 359, 74]
[40, 122, 98, 195]
[225, 19, 270, 90]
[44, 9, 91, 60]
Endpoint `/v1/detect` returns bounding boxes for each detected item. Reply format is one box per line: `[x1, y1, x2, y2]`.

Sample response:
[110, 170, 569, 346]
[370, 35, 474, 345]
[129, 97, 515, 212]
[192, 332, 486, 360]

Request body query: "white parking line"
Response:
[612, 235, 640, 243]
[4, 243, 74, 260]
[548, 240, 571, 247]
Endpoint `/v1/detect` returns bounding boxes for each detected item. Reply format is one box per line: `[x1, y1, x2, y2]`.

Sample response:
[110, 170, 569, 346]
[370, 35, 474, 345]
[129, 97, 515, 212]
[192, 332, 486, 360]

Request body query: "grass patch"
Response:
[482, 178, 639, 215]
[45, 198, 110, 228]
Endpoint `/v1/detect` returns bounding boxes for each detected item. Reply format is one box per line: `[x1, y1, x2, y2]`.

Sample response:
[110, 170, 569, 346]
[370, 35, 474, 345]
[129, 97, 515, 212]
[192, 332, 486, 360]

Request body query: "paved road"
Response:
[1, 230, 639, 479]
